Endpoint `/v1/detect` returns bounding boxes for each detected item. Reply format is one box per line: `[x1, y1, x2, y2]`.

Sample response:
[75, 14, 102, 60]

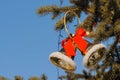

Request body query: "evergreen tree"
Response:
[14, 76, 23, 80]
[0, 76, 10, 80]
[37, 0, 120, 80]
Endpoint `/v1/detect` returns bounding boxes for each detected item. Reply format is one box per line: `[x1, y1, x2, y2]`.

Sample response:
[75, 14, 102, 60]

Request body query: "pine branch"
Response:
[37, 5, 80, 17]
[70, 0, 89, 10]
[114, 19, 120, 36]
[37, 5, 59, 16]
[40, 74, 47, 80]
[55, 10, 81, 30]
[81, 15, 96, 32]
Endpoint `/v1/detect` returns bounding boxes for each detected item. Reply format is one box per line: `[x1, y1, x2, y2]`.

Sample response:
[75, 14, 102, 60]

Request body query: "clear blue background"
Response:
[0, 0, 92, 80]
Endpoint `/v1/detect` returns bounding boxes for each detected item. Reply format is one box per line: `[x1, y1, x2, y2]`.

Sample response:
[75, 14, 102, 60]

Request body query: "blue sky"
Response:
[0, 0, 86, 80]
